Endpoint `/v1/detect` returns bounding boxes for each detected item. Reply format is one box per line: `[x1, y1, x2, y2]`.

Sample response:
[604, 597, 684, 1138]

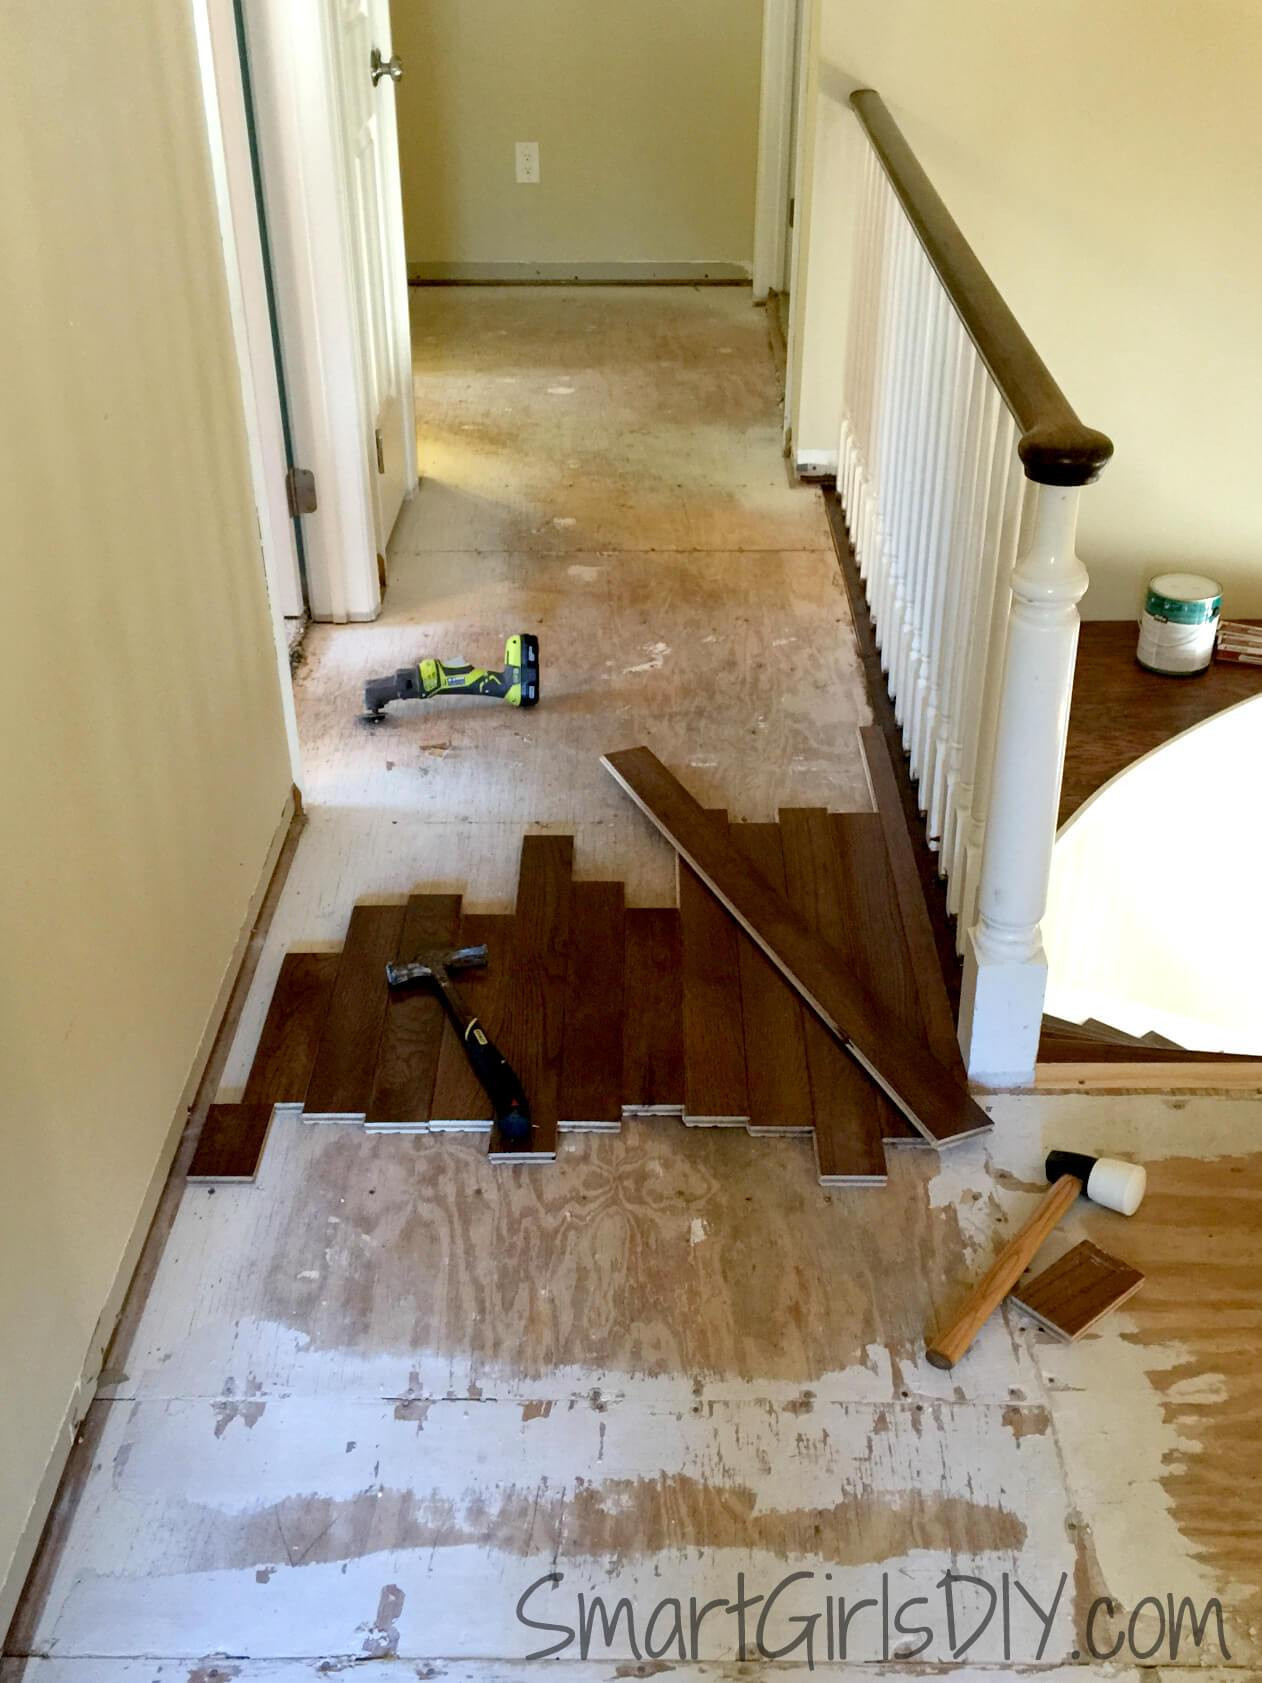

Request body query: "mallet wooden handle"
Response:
[926, 1175, 1083, 1369]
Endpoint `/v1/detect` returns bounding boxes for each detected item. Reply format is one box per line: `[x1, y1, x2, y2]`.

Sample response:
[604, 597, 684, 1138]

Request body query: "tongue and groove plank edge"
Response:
[602, 747, 991, 1146]
[303, 904, 408, 1120]
[678, 811, 750, 1125]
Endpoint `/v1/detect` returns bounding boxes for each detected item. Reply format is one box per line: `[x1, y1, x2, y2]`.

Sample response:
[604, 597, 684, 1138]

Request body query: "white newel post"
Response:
[958, 482, 1088, 1085]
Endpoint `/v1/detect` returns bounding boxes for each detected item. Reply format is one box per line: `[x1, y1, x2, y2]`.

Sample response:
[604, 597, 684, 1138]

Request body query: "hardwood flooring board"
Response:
[241, 951, 340, 1108]
[604, 748, 991, 1146]
[429, 913, 515, 1130]
[1010, 1239, 1144, 1341]
[303, 904, 408, 1120]
[729, 822, 813, 1134]
[366, 893, 463, 1126]
[558, 880, 625, 1128]
[858, 725, 963, 1071]
[186, 1103, 276, 1183]
[780, 808, 888, 1182]
[622, 907, 684, 1115]
[829, 812, 926, 1144]
[679, 812, 749, 1124]
[489, 834, 573, 1158]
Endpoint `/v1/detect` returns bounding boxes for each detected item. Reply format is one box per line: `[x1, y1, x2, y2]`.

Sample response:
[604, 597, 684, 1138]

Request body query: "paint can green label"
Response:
[1137, 572, 1223, 675]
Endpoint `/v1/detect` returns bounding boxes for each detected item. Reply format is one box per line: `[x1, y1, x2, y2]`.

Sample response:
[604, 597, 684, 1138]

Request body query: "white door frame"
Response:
[752, 0, 799, 301]
[192, 0, 303, 778]
[242, 0, 381, 623]
[200, 0, 418, 629]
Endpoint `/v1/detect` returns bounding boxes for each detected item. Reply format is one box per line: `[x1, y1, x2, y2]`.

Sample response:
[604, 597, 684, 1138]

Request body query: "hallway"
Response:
[6, 289, 1259, 1678]
[288, 284, 871, 915]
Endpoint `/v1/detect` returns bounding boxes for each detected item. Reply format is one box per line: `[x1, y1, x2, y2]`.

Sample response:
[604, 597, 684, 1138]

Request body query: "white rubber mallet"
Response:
[926, 1150, 1147, 1369]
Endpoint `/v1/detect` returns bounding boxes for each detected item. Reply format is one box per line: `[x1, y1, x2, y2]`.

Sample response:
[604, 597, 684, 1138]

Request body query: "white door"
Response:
[329, 0, 416, 560]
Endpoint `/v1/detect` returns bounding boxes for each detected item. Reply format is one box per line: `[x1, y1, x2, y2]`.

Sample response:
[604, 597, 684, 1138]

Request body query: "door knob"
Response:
[371, 47, 403, 85]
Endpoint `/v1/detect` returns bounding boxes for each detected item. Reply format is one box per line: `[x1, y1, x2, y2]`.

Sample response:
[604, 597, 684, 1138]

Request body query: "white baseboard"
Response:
[0, 789, 296, 1640]
[408, 260, 752, 284]
[794, 448, 839, 481]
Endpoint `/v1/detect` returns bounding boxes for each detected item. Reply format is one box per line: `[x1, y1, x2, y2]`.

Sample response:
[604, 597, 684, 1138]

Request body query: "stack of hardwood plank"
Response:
[192, 728, 989, 1186]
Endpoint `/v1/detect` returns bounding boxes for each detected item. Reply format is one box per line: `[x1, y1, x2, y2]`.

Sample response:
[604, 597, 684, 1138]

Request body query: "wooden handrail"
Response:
[850, 89, 1113, 488]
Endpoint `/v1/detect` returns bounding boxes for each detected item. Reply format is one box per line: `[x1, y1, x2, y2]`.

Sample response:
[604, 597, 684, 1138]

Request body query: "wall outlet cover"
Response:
[515, 141, 540, 185]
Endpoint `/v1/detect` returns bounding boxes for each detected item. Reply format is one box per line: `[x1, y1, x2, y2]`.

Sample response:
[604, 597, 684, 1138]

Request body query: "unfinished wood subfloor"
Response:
[12, 289, 1260, 1676]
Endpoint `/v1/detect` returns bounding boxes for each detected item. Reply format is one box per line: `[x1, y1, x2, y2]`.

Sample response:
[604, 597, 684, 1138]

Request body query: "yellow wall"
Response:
[393, 0, 764, 274]
[0, 0, 293, 1625]
[798, 0, 1262, 617]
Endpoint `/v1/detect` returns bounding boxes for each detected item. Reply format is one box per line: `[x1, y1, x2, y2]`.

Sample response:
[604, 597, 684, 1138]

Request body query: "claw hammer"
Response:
[385, 944, 532, 1145]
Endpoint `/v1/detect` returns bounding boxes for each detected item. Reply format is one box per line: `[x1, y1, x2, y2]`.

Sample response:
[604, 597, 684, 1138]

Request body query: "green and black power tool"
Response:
[363, 632, 540, 720]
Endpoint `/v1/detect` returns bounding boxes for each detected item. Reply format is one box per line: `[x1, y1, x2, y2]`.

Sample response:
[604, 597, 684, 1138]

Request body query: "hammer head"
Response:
[1045, 1150, 1147, 1216]
[386, 944, 488, 988]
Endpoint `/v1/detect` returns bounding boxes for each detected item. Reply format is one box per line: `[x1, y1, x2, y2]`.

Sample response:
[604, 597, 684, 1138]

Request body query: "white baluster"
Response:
[870, 206, 911, 665]
[920, 342, 981, 826]
[957, 465, 1030, 942]
[939, 378, 1001, 875]
[883, 221, 924, 706]
[958, 482, 1088, 1084]
[902, 284, 953, 762]
[946, 408, 1018, 913]
[890, 246, 936, 721]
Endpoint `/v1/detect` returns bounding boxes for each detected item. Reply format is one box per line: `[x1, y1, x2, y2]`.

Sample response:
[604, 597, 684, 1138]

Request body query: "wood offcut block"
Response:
[1009, 1240, 1144, 1341]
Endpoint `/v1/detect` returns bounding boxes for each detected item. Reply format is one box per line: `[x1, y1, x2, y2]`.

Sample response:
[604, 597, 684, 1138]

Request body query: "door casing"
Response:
[205, 0, 417, 625]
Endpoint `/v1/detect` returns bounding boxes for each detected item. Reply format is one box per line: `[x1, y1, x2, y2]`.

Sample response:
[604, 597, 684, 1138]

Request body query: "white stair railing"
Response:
[837, 92, 1113, 1086]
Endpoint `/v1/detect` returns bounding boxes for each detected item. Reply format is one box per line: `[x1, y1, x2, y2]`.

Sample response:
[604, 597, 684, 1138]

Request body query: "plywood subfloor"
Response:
[9, 290, 1261, 1677]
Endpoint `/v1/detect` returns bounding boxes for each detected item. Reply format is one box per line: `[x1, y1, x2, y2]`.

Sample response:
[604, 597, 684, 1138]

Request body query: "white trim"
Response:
[783, 0, 818, 450]
[0, 792, 295, 1640]
[193, 0, 303, 783]
[373, 0, 418, 502]
[408, 261, 753, 284]
[794, 447, 838, 480]
[752, 0, 798, 301]
[243, 0, 381, 623]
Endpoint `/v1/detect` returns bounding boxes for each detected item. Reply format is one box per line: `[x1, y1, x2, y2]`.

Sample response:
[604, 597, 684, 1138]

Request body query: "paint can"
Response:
[1136, 572, 1222, 675]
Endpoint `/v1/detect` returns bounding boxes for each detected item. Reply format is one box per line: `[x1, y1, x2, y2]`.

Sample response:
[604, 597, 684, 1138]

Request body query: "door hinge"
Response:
[375, 428, 386, 474]
[789, 196, 795, 229]
[285, 467, 317, 518]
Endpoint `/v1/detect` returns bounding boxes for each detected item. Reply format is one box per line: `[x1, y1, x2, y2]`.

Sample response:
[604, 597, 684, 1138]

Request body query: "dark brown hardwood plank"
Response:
[488, 834, 573, 1160]
[730, 822, 813, 1135]
[1010, 1240, 1144, 1340]
[622, 908, 684, 1115]
[429, 913, 514, 1130]
[604, 746, 990, 1146]
[558, 881, 625, 1129]
[242, 951, 340, 1108]
[679, 811, 749, 1125]
[859, 725, 963, 1069]
[365, 893, 463, 1127]
[829, 811, 934, 1143]
[780, 808, 888, 1183]
[1061, 621, 1262, 825]
[188, 1103, 275, 1183]
[303, 904, 407, 1119]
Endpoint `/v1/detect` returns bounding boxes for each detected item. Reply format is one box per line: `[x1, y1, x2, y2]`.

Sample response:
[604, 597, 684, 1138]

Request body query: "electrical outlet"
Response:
[515, 141, 540, 185]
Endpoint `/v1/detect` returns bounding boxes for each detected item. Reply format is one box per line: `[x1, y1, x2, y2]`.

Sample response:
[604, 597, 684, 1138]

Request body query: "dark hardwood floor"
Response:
[1060, 621, 1261, 824]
